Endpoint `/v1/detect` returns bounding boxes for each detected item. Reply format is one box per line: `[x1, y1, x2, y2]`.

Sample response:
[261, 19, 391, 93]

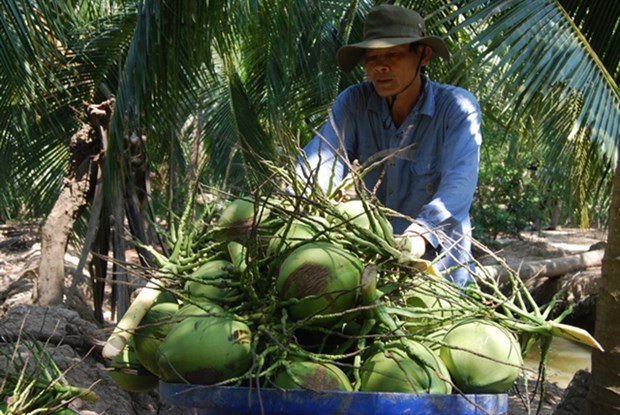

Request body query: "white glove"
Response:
[396, 232, 427, 259]
[398, 222, 431, 258]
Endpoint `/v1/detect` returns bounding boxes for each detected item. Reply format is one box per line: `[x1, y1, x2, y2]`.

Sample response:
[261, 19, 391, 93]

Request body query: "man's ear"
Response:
[421, 45, 433, 65]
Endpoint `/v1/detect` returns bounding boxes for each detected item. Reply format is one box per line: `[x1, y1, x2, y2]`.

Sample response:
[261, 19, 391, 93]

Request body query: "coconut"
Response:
[439, 319, 523, 393]
[331, 199, 393, 239]
[359, 339, 452, 394]
[50, 409, 80, 415]
[273, 360, 352, 391]
[227, 241, 247, 270]
[184, 259, 238, 301]
[134, 301, 180, 377]
[276, 242, 362, 324]
[401, 276, 463, 334]
[266, 216, 329, 256]
[214, 197, 270, 241]
[109, 338, 158, 392]
[177, 300, 225, 317]
[156, 315, 253, 384]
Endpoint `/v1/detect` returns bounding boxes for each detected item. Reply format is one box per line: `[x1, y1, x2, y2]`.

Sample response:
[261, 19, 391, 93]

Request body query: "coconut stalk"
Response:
[0, 335, 98, 413]
[101, 279, 168, 360]
[102, 160, 209, 360]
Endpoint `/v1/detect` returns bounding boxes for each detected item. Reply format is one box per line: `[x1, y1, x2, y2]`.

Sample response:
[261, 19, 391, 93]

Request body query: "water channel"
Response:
[524, 336, 591, 388]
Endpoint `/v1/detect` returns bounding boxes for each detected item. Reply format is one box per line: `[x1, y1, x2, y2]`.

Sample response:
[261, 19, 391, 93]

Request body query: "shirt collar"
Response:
[418, 76, 436, 117]
[367, 75, 436, 118]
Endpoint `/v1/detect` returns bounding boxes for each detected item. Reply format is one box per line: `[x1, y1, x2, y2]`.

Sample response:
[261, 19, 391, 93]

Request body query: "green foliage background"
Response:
[0, 0, 618, 243]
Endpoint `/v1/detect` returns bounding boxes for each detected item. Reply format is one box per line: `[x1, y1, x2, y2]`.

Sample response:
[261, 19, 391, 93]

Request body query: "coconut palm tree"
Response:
[0, 0, 619, 411]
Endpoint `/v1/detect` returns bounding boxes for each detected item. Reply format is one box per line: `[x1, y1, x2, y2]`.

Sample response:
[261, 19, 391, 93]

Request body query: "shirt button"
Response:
[425, 182, 435, 195]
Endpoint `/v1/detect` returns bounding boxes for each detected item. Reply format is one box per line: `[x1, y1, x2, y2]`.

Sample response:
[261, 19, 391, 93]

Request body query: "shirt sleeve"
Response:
[296, 90, 356, 194]
[411, 90, 482, 246]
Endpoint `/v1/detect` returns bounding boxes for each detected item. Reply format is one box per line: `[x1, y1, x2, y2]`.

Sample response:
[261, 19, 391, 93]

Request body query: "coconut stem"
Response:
[102, 279, 164, 360]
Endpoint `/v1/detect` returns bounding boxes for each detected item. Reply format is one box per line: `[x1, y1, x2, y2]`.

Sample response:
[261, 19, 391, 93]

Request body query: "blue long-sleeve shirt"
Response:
[297, 77, 482, 286]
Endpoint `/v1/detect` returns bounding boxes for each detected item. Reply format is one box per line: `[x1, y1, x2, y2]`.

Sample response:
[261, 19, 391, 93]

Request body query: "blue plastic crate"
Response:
[160, 382, 508, 415]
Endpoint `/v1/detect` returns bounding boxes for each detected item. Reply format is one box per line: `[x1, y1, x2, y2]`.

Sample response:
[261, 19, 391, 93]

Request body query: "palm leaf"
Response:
[0, 1, 136, 216]
[439, 0, 619, 219]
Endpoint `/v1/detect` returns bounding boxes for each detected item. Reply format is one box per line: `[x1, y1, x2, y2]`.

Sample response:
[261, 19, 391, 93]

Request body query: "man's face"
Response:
[363, 44, 429, 97]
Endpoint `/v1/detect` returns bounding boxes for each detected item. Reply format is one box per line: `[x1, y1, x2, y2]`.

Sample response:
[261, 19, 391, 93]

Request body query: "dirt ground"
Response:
[0, 222, 607, 414]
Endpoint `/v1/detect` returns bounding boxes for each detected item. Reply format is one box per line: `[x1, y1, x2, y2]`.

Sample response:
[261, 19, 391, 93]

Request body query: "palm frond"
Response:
[559, 0, 620, 83]
[436, 0, 619, 221]
[0, 0, 136, 217]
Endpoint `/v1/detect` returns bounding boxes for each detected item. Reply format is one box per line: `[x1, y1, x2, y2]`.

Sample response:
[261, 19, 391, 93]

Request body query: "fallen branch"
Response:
[481, 249, 605, 283]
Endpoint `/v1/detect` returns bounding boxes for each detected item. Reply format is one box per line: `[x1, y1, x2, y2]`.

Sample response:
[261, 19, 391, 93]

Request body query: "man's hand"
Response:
[396, 222, 429, 259]
[396, 232, 426, 259]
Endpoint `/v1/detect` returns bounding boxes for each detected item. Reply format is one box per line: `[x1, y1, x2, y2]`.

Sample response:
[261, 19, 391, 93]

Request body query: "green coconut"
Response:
[331, 199, 393, 239]
[147, 288, 177, 305]
[109, 338, 158, 392]
[51, 409, 80, 415]
[134, 301, 180, 377]
[184, 259, 238, 301]
[156, 315, 253, 384]
[402, 276, 463, 334]
[274, 360, 352, 391]
[266, 217, 329, 256]
[177, 300, 225, 317]
[227, 241, 247, 270]
[439, 319, 523, 394]
[276, 242, 362, 324]
[214, 197, 270, 241]
[359, 339, 452, 394]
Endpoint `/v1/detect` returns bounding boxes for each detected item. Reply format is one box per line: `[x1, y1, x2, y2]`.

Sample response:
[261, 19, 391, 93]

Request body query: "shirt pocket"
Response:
[410, 154, 441, 196]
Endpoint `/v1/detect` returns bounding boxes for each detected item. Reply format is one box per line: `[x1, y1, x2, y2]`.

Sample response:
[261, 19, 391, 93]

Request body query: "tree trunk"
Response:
[38, 170, 92, 305]
[589, 153, 620, 413]
[482, 249, 604, 282]
[36, 100, 113, 305]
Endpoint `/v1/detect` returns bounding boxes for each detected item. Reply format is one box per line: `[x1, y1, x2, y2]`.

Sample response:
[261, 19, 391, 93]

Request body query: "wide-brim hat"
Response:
[337, 4, 451, 73]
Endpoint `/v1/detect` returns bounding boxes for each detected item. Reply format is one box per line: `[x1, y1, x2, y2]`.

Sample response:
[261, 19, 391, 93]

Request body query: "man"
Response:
[296, 4, 482, 286]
